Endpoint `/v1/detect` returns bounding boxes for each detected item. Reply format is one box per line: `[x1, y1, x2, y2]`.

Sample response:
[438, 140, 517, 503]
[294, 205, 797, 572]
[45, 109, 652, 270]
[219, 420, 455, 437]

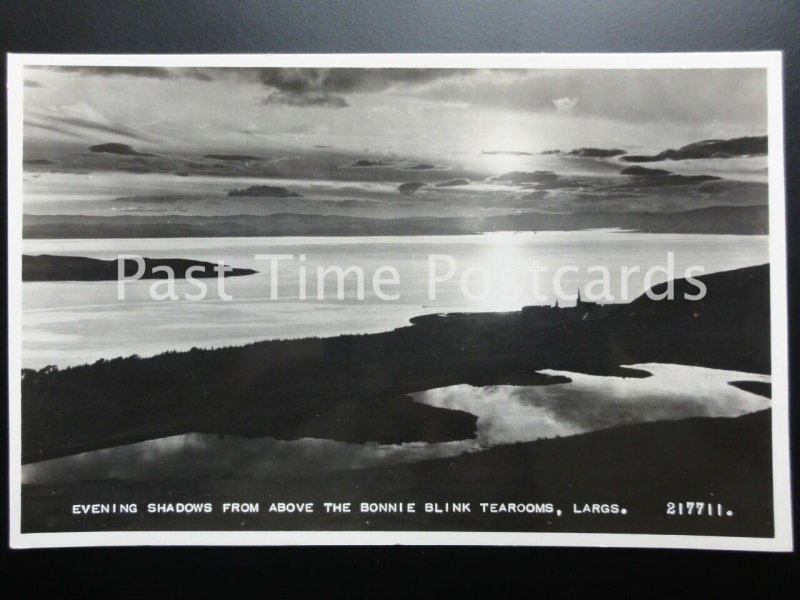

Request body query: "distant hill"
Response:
[23, 204, 769, 239]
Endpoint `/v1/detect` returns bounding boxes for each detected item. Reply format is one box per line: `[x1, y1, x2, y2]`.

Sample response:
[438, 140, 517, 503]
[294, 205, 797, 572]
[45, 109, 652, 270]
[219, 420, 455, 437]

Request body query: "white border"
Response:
[6, 52, 792, 551]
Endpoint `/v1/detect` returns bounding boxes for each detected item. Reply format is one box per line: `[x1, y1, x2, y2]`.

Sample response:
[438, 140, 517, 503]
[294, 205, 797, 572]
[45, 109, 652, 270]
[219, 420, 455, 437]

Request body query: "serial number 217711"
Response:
[666, 502, 734, 517]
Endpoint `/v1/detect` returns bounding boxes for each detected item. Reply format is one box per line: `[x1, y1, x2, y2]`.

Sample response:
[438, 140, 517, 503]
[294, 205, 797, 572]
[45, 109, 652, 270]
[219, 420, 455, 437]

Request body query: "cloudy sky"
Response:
[23, 66, 767, 160]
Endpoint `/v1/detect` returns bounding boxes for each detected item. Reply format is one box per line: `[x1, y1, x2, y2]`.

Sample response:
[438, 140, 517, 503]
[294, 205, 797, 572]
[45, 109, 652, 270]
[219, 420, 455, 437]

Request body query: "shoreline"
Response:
[21, 263, 771, 463]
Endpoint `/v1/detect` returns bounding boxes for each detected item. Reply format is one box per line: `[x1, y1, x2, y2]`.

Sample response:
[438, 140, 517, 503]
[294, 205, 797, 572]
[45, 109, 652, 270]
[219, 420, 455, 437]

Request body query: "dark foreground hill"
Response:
[21, 410, 773, 537]
[21, 264, 771, 463]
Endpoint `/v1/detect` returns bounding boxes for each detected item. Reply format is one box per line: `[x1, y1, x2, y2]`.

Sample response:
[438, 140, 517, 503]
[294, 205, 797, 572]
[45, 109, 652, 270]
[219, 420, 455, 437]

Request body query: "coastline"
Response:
[21, 263, 771, 463]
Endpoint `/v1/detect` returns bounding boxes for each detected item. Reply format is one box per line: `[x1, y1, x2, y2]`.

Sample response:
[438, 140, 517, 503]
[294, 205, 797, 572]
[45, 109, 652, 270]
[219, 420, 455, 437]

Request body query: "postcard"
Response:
[7, 52, 792, 550]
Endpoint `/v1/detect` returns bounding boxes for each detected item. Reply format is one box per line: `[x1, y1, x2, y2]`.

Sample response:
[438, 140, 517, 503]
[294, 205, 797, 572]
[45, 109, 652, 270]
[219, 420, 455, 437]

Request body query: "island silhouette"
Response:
[22, 254, 257, 281]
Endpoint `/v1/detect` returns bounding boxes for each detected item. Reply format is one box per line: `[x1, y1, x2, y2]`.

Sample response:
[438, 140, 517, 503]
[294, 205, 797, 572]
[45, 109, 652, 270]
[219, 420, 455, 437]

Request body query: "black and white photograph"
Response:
[6, 53, 791, 550]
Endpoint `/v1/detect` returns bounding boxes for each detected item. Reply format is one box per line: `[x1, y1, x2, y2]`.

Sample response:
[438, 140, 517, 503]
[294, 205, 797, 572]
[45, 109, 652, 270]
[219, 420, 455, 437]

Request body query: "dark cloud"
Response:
[37, 65, 471, 96]
[493, 171, 560, 185]
[204, 154, 263, 161]
[567, 148, 627, 158]
[24, 79, 43, 88]
[25, 120, 77, 137]
[436, 178, 470, 187]
[620, 166, 672, 177]
[613, 167, 721, 188]
[183, 68, 215, 81]
[261, 91, 349, 108]
[46, 66, 172, 78]
[620, 136, 768, 162]
[26, 66, 766, 128]
[39, 66, 215, 81]
[349, 159, 389, 167]
[482, 150, 534, 156]
[257, 68, 471, 108]
[258, 67, 470, 94]
[47, 116, 151, 142]
[398, 182, 426, 196]
[89, 143, 155, 157]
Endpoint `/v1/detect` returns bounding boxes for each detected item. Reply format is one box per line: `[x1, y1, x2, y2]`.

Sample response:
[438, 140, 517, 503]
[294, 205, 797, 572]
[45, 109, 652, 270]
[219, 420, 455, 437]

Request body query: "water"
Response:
[22, 363, 771, 484]
[413, 364, 771, 444]
[22, 232, 769, 369]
